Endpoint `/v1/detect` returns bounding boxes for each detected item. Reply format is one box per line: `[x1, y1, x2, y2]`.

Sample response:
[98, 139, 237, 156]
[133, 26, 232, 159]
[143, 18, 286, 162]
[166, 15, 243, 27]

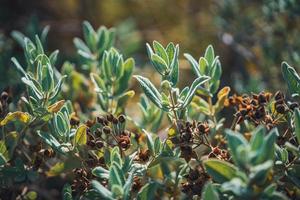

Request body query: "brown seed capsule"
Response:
[250, 99, 258, 106]
[139, 149, 150, 162]
[212, 146, 221, 154]
[103, 126, 111, 134]
[86, 119, 95, 127]
[44, 149, 55, 158]
[274, 91, 284, 101]
[70, 116, 80, 126]
[118, 115, 126, 123]
[1, 92, 9, 101]
[96, 116, 105, 125]
[95, 140, 104, 149]
[240, 108, 248, 116]
[112, 117, 119, 124]
[95, 128, 102, 136]
[87, 140, 96, 147]
[181, 132, 192, 142]
[188, 169, 200, 181]
[289, 102, 299, 110]
[106, 113, 114, 122]
[276, 104, 286, 114]
[258, 92, 267, 104]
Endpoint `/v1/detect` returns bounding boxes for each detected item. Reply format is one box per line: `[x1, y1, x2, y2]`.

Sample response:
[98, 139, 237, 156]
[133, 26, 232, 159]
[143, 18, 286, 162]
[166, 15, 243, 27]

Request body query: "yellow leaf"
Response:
[214, 86, 231, 114]
[168, 128, 176, 137]
[0, 112, 31, 126]
[47, 100, 65, 113]
[46, 162, 65, 177]
[74, 124, 88, 146]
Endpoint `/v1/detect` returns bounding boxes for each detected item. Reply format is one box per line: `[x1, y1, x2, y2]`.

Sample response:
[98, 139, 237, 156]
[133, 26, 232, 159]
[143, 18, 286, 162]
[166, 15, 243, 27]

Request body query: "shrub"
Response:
[0, 21, 299, 200]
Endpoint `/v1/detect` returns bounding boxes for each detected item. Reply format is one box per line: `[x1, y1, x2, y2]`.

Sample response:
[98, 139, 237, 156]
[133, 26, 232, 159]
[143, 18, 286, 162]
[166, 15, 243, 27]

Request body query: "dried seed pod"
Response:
[95, 140, 104, 149]
[118, 115, 126, 123]
[289, 102, 299, 110]
[258, 93, 267, 104]
[0, 92, 9, 101]
[95, 128, 102, 136]
[44, 149, 55, 158]
[106, 113, 114, 122]
[70, 116, 80, 126]
[138, 149, 150, 162]
[103, 126, 112, 134]
[275, 104, 286, 114]
[87, 140, 96, 147]
[212, 146, 221, 154]
[181, 132, 192, 142]
[96, 116, 106, 125]
[274, 91, 284, 101]
[112, 117, 119, 124]
[188, 169, 200, 181]
[85, 119, 95, 127]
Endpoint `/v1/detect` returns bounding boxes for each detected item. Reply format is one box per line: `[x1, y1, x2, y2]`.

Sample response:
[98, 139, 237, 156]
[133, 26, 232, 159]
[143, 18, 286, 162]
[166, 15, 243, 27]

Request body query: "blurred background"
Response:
[1, 0, 300, 94]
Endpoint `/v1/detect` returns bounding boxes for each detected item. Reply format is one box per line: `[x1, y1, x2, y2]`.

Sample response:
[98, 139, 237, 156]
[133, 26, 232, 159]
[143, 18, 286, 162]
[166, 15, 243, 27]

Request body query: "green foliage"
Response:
[0, 20, 299, 200]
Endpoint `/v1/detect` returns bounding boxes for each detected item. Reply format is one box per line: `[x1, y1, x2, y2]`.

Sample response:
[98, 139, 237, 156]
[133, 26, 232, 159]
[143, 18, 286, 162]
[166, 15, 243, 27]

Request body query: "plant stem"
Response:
[169, 89, 178, 123]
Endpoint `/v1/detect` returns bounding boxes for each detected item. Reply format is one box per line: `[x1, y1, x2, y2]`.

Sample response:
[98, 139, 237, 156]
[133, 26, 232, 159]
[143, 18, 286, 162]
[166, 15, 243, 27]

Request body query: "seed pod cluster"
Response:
[170, 121, 210, 144]
[181, 166, 210, 197]
[96, 113, 131, 150]
[86, 128, 104, 150]
[0, 91, 11, 118]
[208, 146, 229, 161]
[228, 91, 293, 129]
[136, 149, 150, 162]
[132, 176, 142, 192]
[169, 120, 211, 162]
[71, 168, 90, 192]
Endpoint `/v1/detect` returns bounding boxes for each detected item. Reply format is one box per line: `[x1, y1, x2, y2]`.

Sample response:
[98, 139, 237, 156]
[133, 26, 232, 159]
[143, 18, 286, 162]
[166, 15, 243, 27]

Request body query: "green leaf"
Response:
[294, 108, 300, 144]
[249, 160, 273, 185]
[204, 45, 215, 65]
[73, 38, 91, 54]
[82, 21, 97, 51]
[109, 165, 123, 187]
[90, 73, 106, 93]
[282, 61, 300, 97]
[115, 58, 135, 95]
[112, 184, 124, 198]
[199, 57, 208, 75]
[166, 43, 175, 64]
[35, 35, 44, 54]
[202, 182, 220, 200]
[153, 41, 169, 65]
[169, 45, 179, 86]
[137, 182, 159, 200]
[92, 166, 110, 179]
[254, 128, 277, 164]
[62, 183, 73, 200]
[181, 76, 210, 108]
[134, 75, 162, 109]
[151, 54, 168, 75]
[144, 130, 155, 156]
[74, 124, 88, 146]
[184, 53, 201, 77]
[111, 147, 122, 166]
[49, 50, 59, 66]
[250, 126, 265, 151]
[123, 168, 138, 200]
[92, 180, 114, 200]
[225, 129, 248, 167]
[204, 159, 238, 183]
[49, 75, 67, 101]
